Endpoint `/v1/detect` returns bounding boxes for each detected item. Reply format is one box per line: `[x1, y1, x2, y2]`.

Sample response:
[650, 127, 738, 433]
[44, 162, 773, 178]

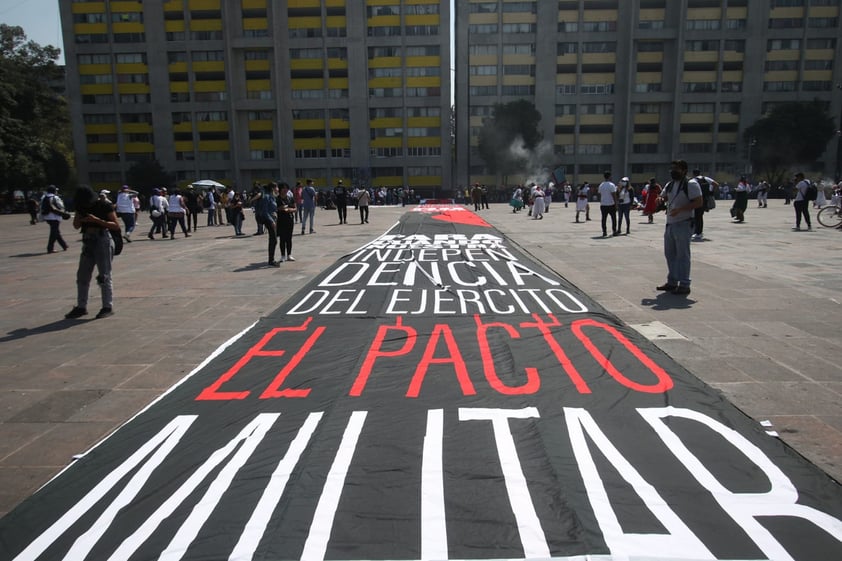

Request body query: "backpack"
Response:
[804, 181, 818, 202]
[40, 195, 54, 215]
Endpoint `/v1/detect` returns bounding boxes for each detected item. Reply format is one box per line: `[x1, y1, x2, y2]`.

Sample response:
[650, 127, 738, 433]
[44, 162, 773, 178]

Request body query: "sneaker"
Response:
[301, 230, 305, 235]
[280, 255, 286, 262]
[807, 226, 812, 231]
[309, 229, 315, 234]
[656, 283, 677, 292]
[672, 285, 691, 295]
[286, 255, 295, 262]
[269, 261, 280, 268]
[95, 307, 113, 319]
[65, 306, 87, 319]
[792, 227, 801, 231]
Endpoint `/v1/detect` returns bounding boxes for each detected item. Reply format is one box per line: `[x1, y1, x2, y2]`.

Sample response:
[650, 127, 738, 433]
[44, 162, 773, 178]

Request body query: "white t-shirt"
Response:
[598, 181, 617, 206]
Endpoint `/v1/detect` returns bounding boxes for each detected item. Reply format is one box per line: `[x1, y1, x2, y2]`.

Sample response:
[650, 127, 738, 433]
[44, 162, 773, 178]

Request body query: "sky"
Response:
[1, 0, 65, 64]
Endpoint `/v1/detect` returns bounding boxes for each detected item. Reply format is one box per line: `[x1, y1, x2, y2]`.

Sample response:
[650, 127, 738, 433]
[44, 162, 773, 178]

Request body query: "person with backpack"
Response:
[655, 159, 703, 296]
[792, 171, 813, 231]
[692, 168, 719, 241]
[64, 185, 121, 320]
[41, 185, 70, 253]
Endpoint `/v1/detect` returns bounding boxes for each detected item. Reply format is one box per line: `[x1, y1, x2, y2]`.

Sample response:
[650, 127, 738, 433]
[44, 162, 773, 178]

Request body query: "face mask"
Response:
[670, 170, 683, 180]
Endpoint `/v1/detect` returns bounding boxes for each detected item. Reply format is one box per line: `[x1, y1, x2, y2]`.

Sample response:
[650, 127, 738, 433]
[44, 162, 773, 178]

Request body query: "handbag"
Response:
[109, 228, 123, 256]
[151, 208, 162, 218]
[705, 195, 716, 211]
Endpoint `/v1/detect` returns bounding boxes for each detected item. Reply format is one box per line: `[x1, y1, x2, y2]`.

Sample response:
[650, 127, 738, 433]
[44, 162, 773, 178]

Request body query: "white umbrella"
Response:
[191, 179, 225, 188]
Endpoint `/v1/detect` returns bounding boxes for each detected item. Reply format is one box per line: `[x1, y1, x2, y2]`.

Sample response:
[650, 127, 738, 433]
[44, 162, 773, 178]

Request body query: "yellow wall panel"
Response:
[246, 80, 271, 91]
[406, 76, 439, 87]
[407, 137, 441, 148]
[369, 57, 401, 68]
[249, 140, 274, 150]
[469, 13, 496, 24]
[370, 138, 402, 148]
[292, 78, 325, 89]
[173, 123, 193, 133]
[293, 139, 327, 149]
[469, 76, 497, 86]
[291, 59, 325, 70]
[288, 17, 322, 28]
[79, 64, 111, 74]
[582, 53, 615, 64]
[632, 133, 659, 143]
[165, 21, 185, 32]
[197, 141, 230, 151]
[327, 59, 348, 69]
[579, 134, 613, 143]
[637, 52, 663, 64]
[117, 84, 149, 94]
[196, 122, 229, 132]
[115, 63, 147, 73]
[580, 115, 613, 126]
[684, 51, 718, 63]
[242, 0, 266, 8]
[581, 72, 615, 84]
[683, 71, 718, 81]
[326, 16, 347, 26]
[292, 119, 326, 130]
[368, 77, 402, 88]
[194, 80, 227, 91]
[407, 117, 439, 127]
[328, 77, 349, 88]
[249, 121, 274, 131]
[192, 62, 224, 73]
[406, 56, 440, 66]
[111, 1, 143, 10]
[329, 138, 351, 148]
[71, 3, 107, 14]
[804, 70, 833, 80]
[174, 141, 194, 151]
[243, 18, 268, 30]
[583, 10, 617, 22]
[769, 7, 805, 17]
[501, 76, 533, 86]
[687, 8, 723, 18]
[246, 60, 271, 71]
[634, 114, 660, 124]
[87, 144, 120, 153]
[170, 82, 190, 92]
[764, 70, 799, 80]
[190, 20, 223, 31]
[188, 0, 221, 9]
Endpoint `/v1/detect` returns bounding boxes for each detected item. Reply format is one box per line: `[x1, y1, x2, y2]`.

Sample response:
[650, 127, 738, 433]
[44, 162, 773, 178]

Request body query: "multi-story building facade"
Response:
[60, 0, 451, 195]
[455, 0, 842, 189]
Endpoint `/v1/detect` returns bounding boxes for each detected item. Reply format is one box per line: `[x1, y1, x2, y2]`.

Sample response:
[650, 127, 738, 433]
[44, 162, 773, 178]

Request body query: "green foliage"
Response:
[476, 99, 544, 179]
[0, 25, 71, 194]
[744, 100, 837, 182]
[126, 159, 173, 197]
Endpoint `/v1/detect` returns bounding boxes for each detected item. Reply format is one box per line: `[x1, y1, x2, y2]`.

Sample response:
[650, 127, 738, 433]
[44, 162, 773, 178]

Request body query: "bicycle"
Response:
[817, 195, 842, 229]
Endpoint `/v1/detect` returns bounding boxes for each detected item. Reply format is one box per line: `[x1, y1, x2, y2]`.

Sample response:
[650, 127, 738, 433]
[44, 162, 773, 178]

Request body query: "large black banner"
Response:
[3, 205, 842, 561]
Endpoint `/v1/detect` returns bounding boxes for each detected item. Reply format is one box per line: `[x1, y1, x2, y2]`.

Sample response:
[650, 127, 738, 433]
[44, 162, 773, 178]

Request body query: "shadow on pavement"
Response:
[640, 293, 695, 310]
[0, 319, 82, 344]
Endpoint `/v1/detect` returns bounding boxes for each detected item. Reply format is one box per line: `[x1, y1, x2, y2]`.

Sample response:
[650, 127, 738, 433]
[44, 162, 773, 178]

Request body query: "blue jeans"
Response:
[664, 220, 693, 286]
[118, 212, 135, 235]
[301, 206, 315, 232]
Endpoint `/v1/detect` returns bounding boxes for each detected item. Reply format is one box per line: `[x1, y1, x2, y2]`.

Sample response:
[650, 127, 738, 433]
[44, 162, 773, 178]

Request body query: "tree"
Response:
[743, 100, 837, 185]
[476, 100, 544, 184]
[0, 25, 71, 195]
[126, 159, 173, 198]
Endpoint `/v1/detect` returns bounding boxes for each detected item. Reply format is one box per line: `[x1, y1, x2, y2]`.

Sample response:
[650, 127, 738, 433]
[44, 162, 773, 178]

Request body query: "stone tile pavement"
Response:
[0, 197, 840, 516]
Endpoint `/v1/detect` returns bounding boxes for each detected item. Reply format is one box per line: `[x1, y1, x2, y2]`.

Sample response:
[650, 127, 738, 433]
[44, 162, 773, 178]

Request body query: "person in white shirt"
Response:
[115, 185, 138, 242]
[597, 171, 618, 237]
[531, 184, 546, 219]
[575, 183, 590, 223]
[616, 177, 634, 236]
[41, 185, 69, 253]
[692, 169, 719, 240]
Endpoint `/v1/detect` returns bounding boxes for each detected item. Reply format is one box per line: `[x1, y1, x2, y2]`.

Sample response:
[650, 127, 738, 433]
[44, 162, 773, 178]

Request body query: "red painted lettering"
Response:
[350, 317, 417, 396]
[474, 315, 540, 395]
[196, 318, 318, 401]
[407, 323, 476, 398]
[571, 318, 673, 393]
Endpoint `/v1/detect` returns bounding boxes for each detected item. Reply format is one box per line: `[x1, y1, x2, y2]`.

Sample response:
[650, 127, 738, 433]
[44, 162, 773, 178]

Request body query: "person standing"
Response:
[792, 172, 812, 231]
[184, 185, 201, 232]
[277, 183, 296, 262]
[167, 188, 191, 238]
[301, 179, 317, 234]
[64, 186, 120, 319]
[616, 177, 634, 235]
[597, 171, 618, 237]
[642, 178, 661, 223]
[563, 182, 572, 208]
[575, 183, 590, 223]
[357, 186, 371, 224]
[731, 175, 749, 223]
[756, 180, 769, 208]
[692, 169, 718, 241]
[531, 184, 546, 219]
[294, 181, 304, 225]
[333, 179, 348, 224]
[115, 185, 137, 243]
[229, 191, 245, 236]
[147, 188, 168, 239]
[656, 160, 702, 295]
[471, 183, 482, 211]
[41, 185, 69, 253]
[256, 183, 280, 266]
[205, 188, 217, 226]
